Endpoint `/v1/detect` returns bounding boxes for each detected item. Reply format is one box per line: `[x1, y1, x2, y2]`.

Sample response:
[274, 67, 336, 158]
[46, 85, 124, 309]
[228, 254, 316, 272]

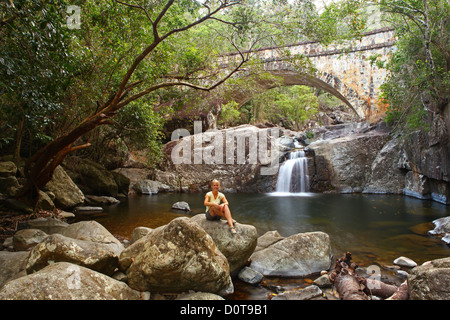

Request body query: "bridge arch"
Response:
[220, 28, 395, 121]
[235, 67, 362, 118]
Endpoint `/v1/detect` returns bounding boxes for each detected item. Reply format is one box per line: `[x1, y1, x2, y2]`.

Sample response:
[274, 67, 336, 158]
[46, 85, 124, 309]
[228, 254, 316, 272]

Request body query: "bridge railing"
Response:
[218, 27, 395, 66]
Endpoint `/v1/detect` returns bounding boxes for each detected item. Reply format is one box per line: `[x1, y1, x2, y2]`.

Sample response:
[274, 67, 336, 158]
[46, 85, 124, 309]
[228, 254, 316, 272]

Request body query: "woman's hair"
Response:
[211, 179, 220, 186]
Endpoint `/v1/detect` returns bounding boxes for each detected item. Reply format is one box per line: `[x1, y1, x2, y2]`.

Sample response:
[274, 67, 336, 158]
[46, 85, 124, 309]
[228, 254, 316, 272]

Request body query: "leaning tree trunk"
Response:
[14, 0, 249, 206]
[17, 111, 109, 203]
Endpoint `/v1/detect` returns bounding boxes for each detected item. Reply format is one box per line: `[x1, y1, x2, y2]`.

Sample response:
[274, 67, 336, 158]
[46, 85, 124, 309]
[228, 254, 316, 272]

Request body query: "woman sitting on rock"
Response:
[204, 179, 237, 234]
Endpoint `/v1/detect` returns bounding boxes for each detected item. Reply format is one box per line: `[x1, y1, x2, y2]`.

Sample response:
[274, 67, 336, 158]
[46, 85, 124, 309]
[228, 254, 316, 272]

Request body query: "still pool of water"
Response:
[94, 192, 450, 267]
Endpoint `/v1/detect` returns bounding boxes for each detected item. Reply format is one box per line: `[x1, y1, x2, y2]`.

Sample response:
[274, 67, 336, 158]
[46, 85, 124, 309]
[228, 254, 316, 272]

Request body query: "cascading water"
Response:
[275, 149, 310, 194]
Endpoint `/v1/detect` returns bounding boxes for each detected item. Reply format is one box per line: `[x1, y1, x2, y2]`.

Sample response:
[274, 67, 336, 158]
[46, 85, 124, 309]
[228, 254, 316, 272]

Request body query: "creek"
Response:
[90, 135, 450, 299]
[89, 191, 450, 299]
[94, 193, 449, 288]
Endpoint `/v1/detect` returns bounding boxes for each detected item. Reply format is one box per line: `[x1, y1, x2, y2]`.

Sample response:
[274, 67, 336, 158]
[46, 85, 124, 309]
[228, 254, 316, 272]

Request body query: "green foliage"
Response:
[0, 0, 234, 163]
[218, 101, 241, 127]
[244, 85, 319, 130]
[318, 91, 343, 110]
[285, 0, 367, 46]
[0, 0, 77, 155]
[111, 98, 166, 167]
[375, 0, 450, 130]
[0, 0, 391, 169]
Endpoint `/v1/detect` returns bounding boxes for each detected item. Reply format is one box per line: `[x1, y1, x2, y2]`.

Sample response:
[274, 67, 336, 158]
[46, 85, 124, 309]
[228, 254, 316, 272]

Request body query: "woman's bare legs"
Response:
[210, 205, 234, 228]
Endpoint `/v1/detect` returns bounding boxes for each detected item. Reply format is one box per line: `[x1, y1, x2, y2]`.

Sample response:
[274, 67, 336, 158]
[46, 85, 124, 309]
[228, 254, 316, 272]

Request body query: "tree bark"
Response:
[18, 112, 104, 201]
[329, 252, 369, 300]
[362, 278, 398, 299]
[329, 252, 406, 300]
[14, 114, 25, 162]
[386, 280, 409, 300]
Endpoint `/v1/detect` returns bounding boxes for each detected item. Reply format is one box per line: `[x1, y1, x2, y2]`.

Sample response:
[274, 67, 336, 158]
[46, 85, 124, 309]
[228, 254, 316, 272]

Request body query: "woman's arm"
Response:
[204, 195, 220, 208]
[221, 195, 229, 206]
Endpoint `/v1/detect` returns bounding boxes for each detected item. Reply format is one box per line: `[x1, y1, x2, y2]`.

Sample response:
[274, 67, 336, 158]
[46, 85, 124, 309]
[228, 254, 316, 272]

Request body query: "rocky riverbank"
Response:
[154, 119, 449, 205]
[1, 213, 449, 300]
[0, 117, 448, 299]
[0, 117, 447, 215]
[0, 214, 322, 299]
[305, 119, 449, 205]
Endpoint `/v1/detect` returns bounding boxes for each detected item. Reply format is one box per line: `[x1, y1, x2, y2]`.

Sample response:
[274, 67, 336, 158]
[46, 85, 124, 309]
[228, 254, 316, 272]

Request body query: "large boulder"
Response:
[250, 231, 332, 277]
[160, 125, 280, 193]
[19, 220, 124, 276]
[253, 230, 285, 253]
[363, 137, 406, 194]
[26, 233, 119, 276]
[44, 165, 85, 209]
[59, 220, 124, 255]
[20, 217, 69, 235]
[130, 226, 153, 244]
[64, 156, 118, 196]
[408, 257, 450, 300]
[0, 251, 29, 288]
[13, 228, 48, 251]
[0, 262, 141, 300]
[131, 179, 170, 195]
[118, 226, 164, 272]
[59, 220, 124, 256]
[190, 214, 257, 274]
[308, 131, 390, 193]
[119, 234, 151, 272]
[123, 217, 232, 295]
[0, 161, 17, 177]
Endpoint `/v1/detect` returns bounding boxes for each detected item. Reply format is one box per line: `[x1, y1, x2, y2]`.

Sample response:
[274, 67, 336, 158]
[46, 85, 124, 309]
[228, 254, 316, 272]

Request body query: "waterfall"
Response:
[275, 150, 310, 193]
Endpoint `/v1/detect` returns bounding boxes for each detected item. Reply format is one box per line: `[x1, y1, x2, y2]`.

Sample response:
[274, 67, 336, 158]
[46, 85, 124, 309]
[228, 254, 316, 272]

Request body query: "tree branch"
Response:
[109, 0, 242, 114]
[115, 54, 247, 110]
[0, 13, 18, 28]
[160, 2, 238, 40]
[153, 0, 174, 31]
[116, 0, 154, 23]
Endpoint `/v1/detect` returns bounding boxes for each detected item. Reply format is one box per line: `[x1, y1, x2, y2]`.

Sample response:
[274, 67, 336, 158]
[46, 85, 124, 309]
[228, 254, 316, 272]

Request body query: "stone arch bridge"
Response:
[219, 28, 396, 120]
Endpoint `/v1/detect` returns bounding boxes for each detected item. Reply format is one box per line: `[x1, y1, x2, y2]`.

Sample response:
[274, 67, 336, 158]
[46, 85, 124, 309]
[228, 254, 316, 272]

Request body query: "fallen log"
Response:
[329, 252, 406, 300]
[386, 280, 409, 300]
[362, 278, 398, 299]
[329, 252, 369, 300]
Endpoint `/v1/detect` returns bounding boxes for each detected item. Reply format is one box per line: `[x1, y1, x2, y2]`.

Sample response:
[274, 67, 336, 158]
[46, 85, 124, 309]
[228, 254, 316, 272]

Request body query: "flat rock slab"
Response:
[250, 231, 332, 277]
